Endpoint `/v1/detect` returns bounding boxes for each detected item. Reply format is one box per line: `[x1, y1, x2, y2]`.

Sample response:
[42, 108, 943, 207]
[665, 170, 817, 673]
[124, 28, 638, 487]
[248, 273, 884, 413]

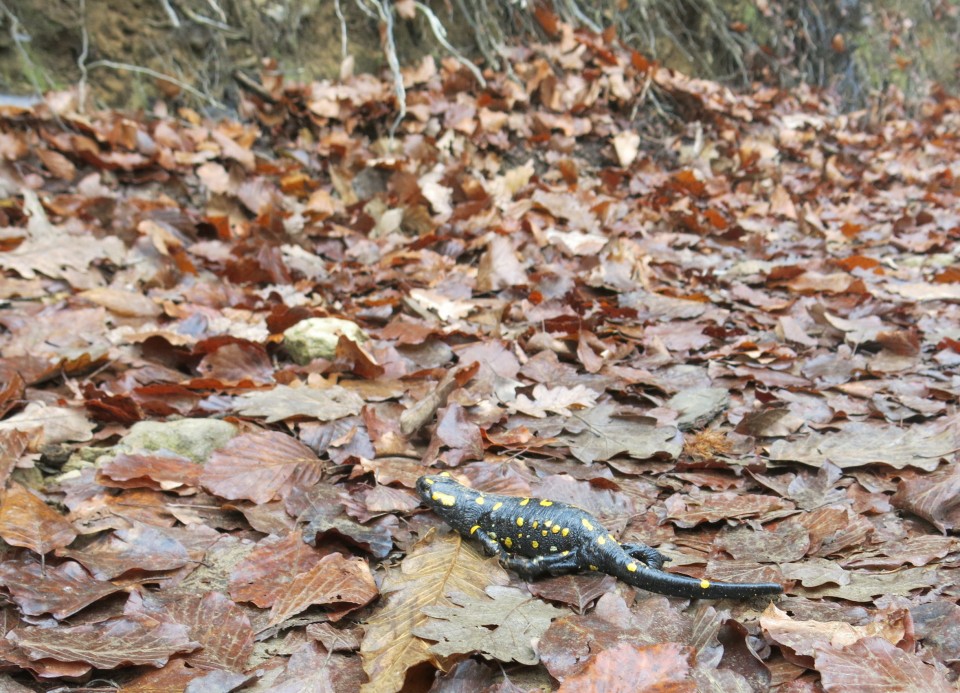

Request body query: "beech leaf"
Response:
[414, 585, 569, 665]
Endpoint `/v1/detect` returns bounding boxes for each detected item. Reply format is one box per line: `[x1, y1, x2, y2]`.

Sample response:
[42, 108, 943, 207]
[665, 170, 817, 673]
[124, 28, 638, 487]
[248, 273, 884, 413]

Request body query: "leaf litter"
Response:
[0, 10, 957, 692]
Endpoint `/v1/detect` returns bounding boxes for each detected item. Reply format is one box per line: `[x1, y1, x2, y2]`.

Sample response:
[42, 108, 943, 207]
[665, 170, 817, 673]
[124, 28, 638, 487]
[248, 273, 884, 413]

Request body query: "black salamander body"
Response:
[416, 473, 782, 600]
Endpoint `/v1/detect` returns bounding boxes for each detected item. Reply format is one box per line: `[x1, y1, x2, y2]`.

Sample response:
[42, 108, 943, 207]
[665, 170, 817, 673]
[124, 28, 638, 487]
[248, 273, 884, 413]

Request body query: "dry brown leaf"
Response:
[201, 430, 321, 504]
[8, 611, 198, 669]
[360, 532, 508, 693]
[268, 553, 378, 626]
[0, 482, 76, 554]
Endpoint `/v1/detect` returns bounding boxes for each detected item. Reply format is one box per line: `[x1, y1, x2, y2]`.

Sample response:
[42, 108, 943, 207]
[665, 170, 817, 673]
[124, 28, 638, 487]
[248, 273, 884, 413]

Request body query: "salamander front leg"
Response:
[472, 529, 504, 557]
[499, 550, 583, 582]
[619, 543, 669, 570]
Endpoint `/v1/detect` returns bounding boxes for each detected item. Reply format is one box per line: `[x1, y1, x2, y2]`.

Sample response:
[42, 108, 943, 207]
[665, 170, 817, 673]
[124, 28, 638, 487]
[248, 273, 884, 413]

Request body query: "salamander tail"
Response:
[614, 560, 782, 600]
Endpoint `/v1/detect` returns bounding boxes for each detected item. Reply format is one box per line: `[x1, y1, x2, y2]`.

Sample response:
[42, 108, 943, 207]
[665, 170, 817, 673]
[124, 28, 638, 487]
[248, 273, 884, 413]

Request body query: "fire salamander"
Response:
[416, 473, 782, 600]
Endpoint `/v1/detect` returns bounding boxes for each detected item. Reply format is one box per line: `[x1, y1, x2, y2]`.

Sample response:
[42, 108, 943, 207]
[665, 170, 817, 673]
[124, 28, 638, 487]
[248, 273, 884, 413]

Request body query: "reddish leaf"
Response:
[196, 340, 274, 385]
[201, 430, 322, 504]
[8, 612, 199, 669]
[98, 452, 202, 491]
[165, 591, 254, 671]
[229, 530, 324, 607]
[268, 553, 378, 625]
[0, 428, 32, 488]
[269, 641, 367, 692]
[58, 523, 189, 579]
[0, 482, 76, 554]
[815, 637, 952, 693]
[558, 642, 695, 692]
[120, 659, 227, 692]
[0, 559, 125, 619]
[892, 466, 960, 533]
[526, 573, 616, 614]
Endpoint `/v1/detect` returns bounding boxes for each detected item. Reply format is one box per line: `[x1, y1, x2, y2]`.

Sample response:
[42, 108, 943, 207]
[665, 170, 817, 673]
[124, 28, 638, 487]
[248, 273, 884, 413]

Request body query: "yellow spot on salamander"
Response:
[550, 546, 558, 552]
[544, 520, 553, 528]
[608, 534, 616, 541]
[562, 550, 569, 556]
[424, 478, 434, 485]
[431, 492, 456, 507]
[561, 528, 569, 537]
[597, 536, 607, 545]
[475, 496, 485, 505]
[581, 518, 594, 531]
[700, 580, 711, 590]
[520, 498, 530, 506]
[504, 537, 513, 548]
[551, 525, 560, 534]
[539, 500, 553, 506]
[517, 533, 523, 538]
[589, 565, 598, 571]
[492, 502, 503, 511]
[627, 562, 637, 572]
[439, 471, 451, 477]
[516, 517, 524, 527]
[541, 530, 548, 536]
[470, 525, 480, 535]
[532, 541, 539, 549]
[488, 532, 497, 539]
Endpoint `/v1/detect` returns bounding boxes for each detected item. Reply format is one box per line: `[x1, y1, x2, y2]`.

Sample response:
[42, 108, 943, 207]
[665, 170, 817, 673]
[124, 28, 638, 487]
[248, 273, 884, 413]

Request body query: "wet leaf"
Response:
[814, 637, 952, 693]
[891, 466, 960, 533]
[58, 523, 189, 579]
[558, 641, 695, 692]
[0, 560, 124, 618]
[165, 591, 254, 671]
[9, 612, 198, 669]
[761, 603, 909, 658]
[0, 482, 77, 554]
[268, 553, 377, 626]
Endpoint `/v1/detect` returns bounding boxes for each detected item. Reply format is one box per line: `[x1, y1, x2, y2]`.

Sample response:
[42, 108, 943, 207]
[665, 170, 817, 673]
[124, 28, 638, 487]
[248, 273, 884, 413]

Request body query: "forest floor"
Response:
[0, 20, 958, 693]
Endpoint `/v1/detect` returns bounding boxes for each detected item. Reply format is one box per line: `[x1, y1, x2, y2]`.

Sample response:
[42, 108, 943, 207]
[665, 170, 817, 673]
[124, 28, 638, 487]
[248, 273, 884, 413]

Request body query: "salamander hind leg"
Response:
[620, 543, 669, 570]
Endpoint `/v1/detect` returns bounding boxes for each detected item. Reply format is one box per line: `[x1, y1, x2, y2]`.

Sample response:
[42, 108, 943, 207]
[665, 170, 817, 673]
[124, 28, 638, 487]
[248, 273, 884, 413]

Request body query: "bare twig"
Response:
[352, 0, 378, 21]
[232, 69, 277, 103]
[334, 0, 349, 60]
[204, 0, 227, 23]
[85, 59, 226, 109]
[177, 4, 239, 34]
[77, 0, 90, 111]
[373, 0, 405, 137]
[158, 0, 181, 28]
[414, 1, 486, 88]
[0, 0, 51, 99]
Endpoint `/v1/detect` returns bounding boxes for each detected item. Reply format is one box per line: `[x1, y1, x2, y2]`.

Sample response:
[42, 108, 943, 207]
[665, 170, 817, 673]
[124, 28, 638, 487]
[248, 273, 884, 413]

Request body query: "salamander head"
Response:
[416, 473, 480, 526]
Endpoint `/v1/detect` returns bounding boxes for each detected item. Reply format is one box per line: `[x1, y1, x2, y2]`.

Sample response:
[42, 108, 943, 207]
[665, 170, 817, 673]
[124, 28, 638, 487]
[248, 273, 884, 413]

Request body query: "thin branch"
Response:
[352, 0, 378, 21]
[414, 1, 487, 88]
[77, 0, 90, 111]
[334, 0, 349, 60]
[0, 0, 50, 98]
[85, 59, 226, 109]
[158, 0, 181, 28]
[204, 0, 227, 22]
[373, 0, 405, 138]
[177, 4, 239, 34]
